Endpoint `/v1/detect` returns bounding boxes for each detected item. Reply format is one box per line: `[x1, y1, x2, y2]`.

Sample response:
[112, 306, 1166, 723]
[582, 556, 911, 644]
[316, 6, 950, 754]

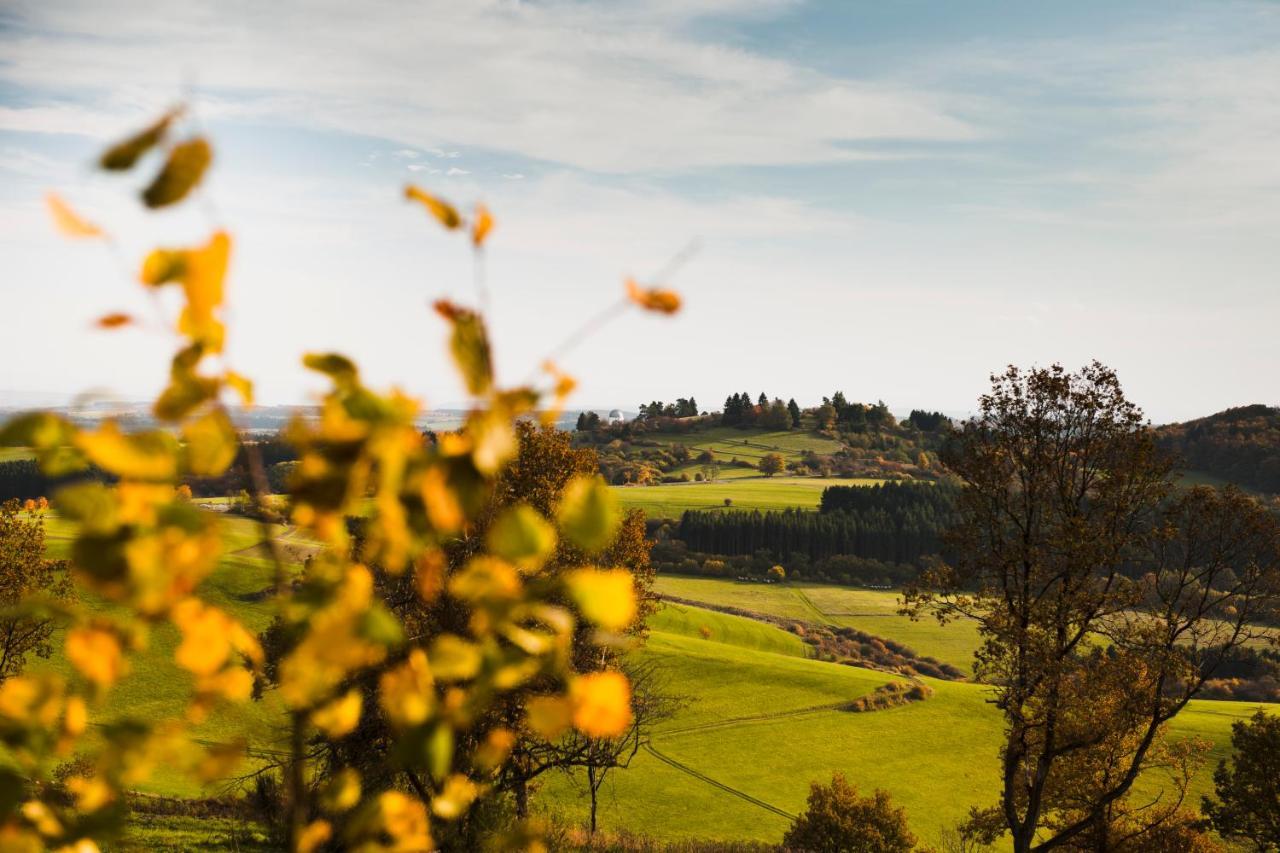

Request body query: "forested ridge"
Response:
[1156, 404, 1280, 494]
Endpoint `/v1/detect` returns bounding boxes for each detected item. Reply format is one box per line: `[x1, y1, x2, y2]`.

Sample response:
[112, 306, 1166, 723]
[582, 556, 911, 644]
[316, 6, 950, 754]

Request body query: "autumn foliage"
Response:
[2, 110, 681, 851]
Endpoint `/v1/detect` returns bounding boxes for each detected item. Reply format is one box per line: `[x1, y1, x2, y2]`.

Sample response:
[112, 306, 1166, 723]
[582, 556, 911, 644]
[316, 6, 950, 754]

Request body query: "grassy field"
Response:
[538, 597, 1270, 847]
[654, 575, 982, 674]
[22, 509, 1275, 848]
[644, 427, 845, 466]
[611, 476, 884, 517]
[0, 446, 35, 462]
[31, 511, 297, 798]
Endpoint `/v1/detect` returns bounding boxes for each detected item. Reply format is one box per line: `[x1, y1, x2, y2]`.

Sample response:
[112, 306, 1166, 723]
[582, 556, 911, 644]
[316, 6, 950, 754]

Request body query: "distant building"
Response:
[607, 409, 625, 424]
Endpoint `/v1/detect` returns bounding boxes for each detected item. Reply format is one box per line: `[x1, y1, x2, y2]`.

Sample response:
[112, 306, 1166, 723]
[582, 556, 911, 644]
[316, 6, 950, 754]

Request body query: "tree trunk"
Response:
[514, 777, 529, 819]
[588, 766, 599, 836]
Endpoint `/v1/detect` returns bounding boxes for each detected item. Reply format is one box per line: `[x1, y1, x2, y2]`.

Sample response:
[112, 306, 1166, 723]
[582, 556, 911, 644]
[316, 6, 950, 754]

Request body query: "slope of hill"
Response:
[538, 595, 1271, 847]
[1157, 404, 1280, 494]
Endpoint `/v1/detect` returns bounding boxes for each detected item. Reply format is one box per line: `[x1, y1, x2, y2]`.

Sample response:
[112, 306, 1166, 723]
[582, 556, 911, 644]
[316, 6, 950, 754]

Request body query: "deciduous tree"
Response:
[906, 362, 1280, 853]
[0, 499, 72, 683]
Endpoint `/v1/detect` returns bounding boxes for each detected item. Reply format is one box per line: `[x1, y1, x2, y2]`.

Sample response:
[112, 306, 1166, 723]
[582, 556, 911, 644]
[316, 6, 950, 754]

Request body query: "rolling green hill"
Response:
[21, 509, 1276, 849]
[611, 476, 884, 517]
[539, 597, 1270, 847]
[654, 575, 982, 674]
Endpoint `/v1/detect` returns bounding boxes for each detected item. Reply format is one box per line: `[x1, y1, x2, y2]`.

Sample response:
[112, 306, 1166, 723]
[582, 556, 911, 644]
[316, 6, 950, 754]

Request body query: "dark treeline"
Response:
[819, 480, 958, 516]
[1156, 404, 1280, 494]
[678, 482, 957, 565]
[0, 459, 109, 502]
[0, 437, 298, 500]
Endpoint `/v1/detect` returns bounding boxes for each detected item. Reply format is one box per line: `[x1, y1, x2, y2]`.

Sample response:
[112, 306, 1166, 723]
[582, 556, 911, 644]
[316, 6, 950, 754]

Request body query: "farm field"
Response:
[611, 476, 883, 517]
[0, 446, 34, 462]
[654, 574, 982, 674]
[644, 427, 845, 465]
[539, 598, 1272, 847]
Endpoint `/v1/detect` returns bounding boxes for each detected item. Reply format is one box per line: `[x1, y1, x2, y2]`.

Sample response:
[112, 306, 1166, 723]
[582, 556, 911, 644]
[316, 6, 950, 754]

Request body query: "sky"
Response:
[1, 0, 1278, 424]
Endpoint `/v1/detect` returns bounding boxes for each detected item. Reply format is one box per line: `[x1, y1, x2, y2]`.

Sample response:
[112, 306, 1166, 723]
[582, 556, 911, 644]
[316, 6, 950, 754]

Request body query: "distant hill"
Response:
[1156, 404, 1280, 494]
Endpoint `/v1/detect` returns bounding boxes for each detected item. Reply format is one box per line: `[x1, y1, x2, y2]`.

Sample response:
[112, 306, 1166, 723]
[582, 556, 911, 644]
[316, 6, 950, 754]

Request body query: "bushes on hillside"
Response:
[782, 773, 918, 852]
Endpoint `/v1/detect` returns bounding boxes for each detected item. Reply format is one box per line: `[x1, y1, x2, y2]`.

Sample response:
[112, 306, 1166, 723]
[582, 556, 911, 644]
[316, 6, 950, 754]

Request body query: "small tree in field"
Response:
[0, 499, 72, 683]
[1203, 709, 1280, 851]
[782, 773, 917, 852]
[759, 452, 785, 477]
[768, 565, 785, 582]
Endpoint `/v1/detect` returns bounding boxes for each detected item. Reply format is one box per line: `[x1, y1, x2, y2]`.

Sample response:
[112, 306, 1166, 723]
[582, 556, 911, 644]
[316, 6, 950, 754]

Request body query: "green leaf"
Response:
[433, 302, 492, 397]
[54, 482, 119, 534]
[556, 475, 620, 554]
[303, 352, 359, 386]
[141, 137, 212, 208]
[487, 505, 556, 571]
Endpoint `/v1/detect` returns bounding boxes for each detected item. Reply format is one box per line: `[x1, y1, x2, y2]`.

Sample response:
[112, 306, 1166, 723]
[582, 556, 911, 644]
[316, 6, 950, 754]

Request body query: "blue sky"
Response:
[2, 0, 1278, 422]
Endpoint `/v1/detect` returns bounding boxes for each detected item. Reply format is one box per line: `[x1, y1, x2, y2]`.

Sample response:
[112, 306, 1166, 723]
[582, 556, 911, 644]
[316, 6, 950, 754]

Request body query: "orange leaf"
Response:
[404, 185, 461, 229]
[571, 671, 632, 738]
[625, 278, 681, 315]
[46, 193, 104, 238]
[471, 203, 494, 246]
[96, 313, 134, 329]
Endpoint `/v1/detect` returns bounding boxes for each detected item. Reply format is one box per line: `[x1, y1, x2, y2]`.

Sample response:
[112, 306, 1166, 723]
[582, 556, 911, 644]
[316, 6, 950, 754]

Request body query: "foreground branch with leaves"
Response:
[0, 110, 682, 852]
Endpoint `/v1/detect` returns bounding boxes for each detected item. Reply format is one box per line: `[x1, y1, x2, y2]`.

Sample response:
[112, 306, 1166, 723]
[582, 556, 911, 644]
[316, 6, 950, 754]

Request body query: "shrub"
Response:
[782, 773, 918, 852]
[767, 565, 785, 581]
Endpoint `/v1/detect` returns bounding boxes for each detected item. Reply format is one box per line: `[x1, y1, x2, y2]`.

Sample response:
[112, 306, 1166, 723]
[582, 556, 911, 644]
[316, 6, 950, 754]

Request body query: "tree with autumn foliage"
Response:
[758, 452, 785, 477]
[0, 499, 72, 684]
[906, 362, 1280, 853]
[782, 773, 919, 852]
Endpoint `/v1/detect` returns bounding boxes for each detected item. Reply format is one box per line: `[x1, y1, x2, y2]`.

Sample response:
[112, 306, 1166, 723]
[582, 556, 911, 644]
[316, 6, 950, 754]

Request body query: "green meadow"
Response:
[539, 594, 1270, 847]
[653, 575, 983, 675]
[20, 511, 1274, 848]
[611, 476, 883, 517]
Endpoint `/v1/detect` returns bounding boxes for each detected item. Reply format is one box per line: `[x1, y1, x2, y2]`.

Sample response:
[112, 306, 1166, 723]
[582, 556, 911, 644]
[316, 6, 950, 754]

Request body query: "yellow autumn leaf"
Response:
[571, 671, 633, 738]
[625, 278, 681, 315]
[311, 689, 362, 738]
[404, 184, 461, 229]
[474, 727, 516, 771]
[183, 408, 238, 477]
[471, 203, 494, 246]
[556, 475, 620, 554]
[65, 627, 125, 688]
[223, 370, 254, 405]
[429, 634, 482, 682]
[432, 774, 479, 820]
[448, 556, 522, 604]
[75, 422, 178, 481]
[378, 648, 434, 728]
[66, 775, 114, 812]
[140, 248, 187, 285]
[297, 820, 332, 853]
[525, 695, 572, 740]
[46, 193, 104, 238]
[172, 599, 233, 676]
[566, 568, 636, 631]
[177, 231, 231, 350]
[321, 768, 362, 813]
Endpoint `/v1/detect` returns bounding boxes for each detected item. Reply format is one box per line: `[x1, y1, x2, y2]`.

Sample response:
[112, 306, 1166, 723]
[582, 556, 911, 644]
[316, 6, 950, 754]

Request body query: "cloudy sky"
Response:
[2, 0, 1278, 422]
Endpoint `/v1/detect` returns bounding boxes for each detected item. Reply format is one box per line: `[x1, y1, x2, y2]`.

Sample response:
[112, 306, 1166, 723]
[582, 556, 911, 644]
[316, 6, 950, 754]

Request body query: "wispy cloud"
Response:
[0, 0, 978, 173]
